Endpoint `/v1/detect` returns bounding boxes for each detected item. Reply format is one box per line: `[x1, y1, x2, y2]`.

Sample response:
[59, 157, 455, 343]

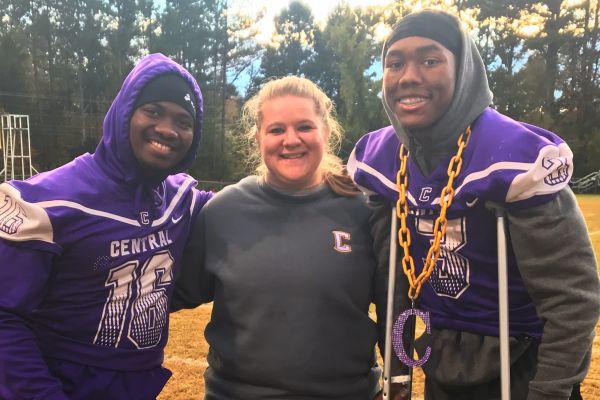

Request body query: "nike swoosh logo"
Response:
[466, 197, 479, 207]
[171, 214, 184, 224]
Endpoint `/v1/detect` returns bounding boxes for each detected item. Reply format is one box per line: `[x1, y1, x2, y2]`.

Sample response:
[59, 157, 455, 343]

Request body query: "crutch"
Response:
[383, 207, 412, 399]
[383, 207, 398, 399]
[493, 205, 511, 400]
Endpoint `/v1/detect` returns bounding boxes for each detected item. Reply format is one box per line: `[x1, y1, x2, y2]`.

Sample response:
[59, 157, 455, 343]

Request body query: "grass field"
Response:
[159, 195, 600, 399]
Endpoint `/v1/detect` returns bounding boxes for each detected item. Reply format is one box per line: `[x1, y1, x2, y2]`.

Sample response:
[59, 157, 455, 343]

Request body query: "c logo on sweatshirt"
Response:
[0, 195, 26, 235]
[419, 187, 432, 202]
[332, 230, 352, 253]
[139, 211, 150, 226]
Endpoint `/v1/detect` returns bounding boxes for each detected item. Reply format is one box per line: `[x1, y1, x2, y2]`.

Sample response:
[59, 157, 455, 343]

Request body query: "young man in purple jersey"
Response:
[0, 53, 212, 399]
[348, 10, 600, 400]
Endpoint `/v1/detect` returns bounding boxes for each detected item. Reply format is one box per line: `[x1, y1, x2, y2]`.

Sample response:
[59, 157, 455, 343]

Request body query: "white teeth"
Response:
[281, 154, 303, 159]
[149, 140, 171, 151]
[399, 97, 426, 105]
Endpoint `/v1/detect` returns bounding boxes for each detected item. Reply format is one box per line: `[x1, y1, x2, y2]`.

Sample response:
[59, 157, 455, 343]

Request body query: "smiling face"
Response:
[257, 95, 328, 191]
[383, 36, 456, 133]
[129, 101, 194, 173]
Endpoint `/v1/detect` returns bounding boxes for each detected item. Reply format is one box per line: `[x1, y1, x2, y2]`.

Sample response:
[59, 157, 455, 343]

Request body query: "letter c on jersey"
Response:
[392, 308, 431, 368]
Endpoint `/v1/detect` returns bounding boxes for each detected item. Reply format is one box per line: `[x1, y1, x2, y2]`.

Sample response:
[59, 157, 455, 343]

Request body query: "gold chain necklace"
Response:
[395, 126, 472, 301]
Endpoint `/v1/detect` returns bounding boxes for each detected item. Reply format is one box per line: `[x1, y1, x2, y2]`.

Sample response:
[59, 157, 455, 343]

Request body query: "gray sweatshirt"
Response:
[173, 176, 408, 399]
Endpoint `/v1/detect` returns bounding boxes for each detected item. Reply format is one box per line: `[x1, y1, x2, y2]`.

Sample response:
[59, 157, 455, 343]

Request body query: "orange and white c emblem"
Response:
[332, 230, 352, 253]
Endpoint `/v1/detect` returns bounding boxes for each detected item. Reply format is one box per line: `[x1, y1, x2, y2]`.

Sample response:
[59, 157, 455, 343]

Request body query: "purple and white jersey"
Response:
[1, 167, 208, 369]
[349, 108, 573, 337]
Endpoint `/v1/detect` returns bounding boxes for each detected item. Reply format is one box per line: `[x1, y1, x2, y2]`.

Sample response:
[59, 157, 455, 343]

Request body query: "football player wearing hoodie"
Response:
[0, 53, 212, 400]
[349, 10, 599, 400]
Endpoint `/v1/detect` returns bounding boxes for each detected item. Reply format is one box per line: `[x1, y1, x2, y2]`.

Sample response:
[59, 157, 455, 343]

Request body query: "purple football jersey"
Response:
[0, 53, 212, 399]
[349, 108, 573, 337]
[3, 169, 206, 367]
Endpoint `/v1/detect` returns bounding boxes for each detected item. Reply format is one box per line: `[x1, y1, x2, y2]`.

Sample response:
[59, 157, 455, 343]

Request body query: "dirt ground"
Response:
[159, 195, 600, 399]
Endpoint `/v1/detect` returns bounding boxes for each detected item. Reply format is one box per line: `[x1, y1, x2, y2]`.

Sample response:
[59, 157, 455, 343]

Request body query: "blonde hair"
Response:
[241, 76, 360, 196]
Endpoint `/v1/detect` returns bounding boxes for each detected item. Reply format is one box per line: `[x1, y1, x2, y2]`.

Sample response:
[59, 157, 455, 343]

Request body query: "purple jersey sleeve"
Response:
[190, 187, 214, 224]
[0, 241, 69, 400]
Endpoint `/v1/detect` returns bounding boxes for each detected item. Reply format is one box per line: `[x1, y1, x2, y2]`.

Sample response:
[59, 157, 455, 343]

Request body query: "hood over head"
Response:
[94, 53, 203, 186]
[381, 10, 493, 175]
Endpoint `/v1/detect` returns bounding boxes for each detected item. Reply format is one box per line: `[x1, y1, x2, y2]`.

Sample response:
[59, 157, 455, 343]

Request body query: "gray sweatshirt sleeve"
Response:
[506, 187, 600, 400]
[369, 196, 412, 379]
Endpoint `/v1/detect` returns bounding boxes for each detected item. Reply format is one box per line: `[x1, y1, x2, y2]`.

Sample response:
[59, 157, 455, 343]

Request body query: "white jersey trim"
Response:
[431, 160, 532, 205]
[348, 149, 418, 205]
[34, 176, 197, 227]
[430, 143, 573, 205]
[37, 199, 141, 226]
[189, 188, 198, 217]
[151, 176, 196, 226]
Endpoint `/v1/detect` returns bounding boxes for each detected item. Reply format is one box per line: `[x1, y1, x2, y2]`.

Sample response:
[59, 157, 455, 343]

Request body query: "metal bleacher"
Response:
[570, 170, 600, 194]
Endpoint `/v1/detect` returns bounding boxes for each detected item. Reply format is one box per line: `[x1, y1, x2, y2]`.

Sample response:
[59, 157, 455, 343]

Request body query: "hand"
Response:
[373, 383, 410, 400]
